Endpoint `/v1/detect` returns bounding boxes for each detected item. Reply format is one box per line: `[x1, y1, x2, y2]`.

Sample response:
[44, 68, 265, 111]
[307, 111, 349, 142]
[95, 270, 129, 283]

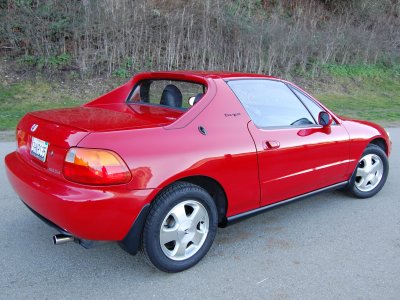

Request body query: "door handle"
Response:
[263, 140, 280, 150]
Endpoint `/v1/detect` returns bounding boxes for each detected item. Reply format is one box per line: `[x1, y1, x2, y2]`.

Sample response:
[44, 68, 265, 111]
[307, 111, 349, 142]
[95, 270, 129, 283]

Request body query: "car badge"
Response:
[31, 124, 39, 132]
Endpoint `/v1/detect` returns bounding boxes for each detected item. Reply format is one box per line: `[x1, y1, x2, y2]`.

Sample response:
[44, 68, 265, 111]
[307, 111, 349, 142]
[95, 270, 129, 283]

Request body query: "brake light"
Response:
[63, 148, 131, 185]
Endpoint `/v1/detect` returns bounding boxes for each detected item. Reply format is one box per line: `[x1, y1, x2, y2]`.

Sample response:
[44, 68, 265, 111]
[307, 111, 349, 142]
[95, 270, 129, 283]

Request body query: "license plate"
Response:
[30, 137, 49, 162]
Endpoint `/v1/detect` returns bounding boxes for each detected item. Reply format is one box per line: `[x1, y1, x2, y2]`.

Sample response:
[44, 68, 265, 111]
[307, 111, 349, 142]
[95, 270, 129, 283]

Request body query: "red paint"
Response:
[248, 122, 351, 205]
[5, 71, 391, 241]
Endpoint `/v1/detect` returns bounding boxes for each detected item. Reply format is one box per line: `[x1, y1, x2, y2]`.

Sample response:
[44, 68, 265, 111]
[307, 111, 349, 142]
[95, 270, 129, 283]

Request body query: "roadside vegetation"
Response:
[314, 64, 400, 126]
[0, 80, 82, 130]
[0, 0, 399, 130]
[0, 73, 122, 130]
[1, 0, 399, 77]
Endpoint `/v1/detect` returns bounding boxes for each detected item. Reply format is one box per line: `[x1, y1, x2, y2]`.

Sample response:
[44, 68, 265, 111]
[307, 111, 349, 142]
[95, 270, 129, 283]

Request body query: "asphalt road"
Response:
[1, 129, 399, 300]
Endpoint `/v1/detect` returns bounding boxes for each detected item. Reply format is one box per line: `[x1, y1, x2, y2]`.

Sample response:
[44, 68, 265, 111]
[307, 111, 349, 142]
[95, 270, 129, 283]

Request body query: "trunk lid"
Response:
[30, 104, 183, 132]
[16, 103, 183, 179]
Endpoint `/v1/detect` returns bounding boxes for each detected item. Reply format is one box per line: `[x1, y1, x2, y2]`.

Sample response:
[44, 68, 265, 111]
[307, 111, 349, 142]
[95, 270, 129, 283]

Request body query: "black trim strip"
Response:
[226, 181, 348, 225]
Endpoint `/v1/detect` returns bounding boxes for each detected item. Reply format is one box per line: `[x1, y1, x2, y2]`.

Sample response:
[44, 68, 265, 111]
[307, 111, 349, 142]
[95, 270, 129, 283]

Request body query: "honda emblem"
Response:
[31, 124, 39, 132]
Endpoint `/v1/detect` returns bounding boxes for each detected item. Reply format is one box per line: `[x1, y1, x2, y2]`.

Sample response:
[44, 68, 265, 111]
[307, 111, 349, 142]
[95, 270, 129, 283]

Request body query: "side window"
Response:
[289, 86, 324, 123]
[127, 80, 205, 110]
[227, 79, 316, 128]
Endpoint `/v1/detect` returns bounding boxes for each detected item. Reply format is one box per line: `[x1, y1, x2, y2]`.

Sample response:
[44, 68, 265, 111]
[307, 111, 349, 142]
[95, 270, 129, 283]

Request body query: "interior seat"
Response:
[160, 84, 182, 108]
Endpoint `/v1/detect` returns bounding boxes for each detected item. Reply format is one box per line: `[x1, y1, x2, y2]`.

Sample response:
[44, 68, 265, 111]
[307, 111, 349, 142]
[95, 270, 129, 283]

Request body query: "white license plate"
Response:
[30, 137, 49, 162]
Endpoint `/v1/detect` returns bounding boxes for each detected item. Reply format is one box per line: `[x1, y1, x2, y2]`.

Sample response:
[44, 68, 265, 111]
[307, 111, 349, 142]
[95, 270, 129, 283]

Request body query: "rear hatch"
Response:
[16, 104, 182, 179]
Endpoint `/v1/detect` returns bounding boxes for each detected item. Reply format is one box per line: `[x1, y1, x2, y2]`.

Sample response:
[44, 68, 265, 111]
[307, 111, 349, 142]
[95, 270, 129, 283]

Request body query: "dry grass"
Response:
[1, 0, 399, 77]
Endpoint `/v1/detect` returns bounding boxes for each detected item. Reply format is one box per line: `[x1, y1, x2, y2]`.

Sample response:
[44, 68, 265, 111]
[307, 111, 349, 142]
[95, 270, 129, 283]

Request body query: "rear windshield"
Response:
[127, 80, 206, 110]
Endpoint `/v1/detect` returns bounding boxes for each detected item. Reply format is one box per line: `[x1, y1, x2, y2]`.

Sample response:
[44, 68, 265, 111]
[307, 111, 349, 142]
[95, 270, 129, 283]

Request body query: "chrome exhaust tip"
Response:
[53, 234, 74, 245]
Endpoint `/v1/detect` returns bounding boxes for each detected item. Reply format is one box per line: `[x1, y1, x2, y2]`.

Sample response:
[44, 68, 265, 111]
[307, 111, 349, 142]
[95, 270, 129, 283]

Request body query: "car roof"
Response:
[137, 70, 277, 80]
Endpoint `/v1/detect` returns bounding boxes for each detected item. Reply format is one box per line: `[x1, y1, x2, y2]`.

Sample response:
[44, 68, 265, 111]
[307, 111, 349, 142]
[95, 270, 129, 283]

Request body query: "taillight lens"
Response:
[63, 148, 131, 185]
[17, 129, 27, 149]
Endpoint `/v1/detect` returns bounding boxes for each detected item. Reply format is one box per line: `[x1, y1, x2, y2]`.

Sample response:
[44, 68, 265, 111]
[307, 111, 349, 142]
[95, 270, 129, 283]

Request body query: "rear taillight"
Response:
[17, 129, 27, 149]
[63, 148, 131, 185]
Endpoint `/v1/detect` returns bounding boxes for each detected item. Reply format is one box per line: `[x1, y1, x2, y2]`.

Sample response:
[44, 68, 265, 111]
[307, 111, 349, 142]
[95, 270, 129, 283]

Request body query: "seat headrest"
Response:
[160, 84, 182, 108]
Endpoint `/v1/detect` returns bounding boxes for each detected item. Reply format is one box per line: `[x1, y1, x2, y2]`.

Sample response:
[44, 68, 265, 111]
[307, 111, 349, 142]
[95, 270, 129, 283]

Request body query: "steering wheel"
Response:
[291, 118, 313, 126]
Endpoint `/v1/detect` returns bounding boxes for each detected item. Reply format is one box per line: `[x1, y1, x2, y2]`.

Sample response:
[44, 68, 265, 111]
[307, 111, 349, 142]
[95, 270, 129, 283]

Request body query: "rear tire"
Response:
[142, 182, 217, 272]
[348, 144, 389, 198]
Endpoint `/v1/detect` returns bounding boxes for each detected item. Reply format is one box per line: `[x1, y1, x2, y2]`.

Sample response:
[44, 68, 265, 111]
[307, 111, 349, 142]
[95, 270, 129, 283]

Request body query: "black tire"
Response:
[348, 144, 389, 198]
[142, 182, 218, 272]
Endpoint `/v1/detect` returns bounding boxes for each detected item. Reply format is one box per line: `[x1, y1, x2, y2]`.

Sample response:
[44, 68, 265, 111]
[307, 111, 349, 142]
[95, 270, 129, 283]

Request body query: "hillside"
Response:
[1, 0, 399, 77]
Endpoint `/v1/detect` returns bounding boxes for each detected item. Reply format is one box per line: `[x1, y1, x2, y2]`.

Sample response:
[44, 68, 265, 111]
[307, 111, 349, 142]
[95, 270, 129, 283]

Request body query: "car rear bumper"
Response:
[5, 151, 155, 241]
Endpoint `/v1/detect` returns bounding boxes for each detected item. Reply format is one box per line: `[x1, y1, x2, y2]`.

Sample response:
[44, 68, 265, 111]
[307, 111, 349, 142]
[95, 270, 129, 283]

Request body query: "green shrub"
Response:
[321, 64, 398, 78]
[113, 68, 129, 78]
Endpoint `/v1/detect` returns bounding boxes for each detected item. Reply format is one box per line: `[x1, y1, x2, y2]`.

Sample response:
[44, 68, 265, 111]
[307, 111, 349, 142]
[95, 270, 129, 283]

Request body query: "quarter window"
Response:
[227, 79, 316, 128]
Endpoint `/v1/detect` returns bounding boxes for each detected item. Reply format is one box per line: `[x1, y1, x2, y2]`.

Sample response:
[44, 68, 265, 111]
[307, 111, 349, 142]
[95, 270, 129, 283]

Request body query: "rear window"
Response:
[127, 80, 206, 110]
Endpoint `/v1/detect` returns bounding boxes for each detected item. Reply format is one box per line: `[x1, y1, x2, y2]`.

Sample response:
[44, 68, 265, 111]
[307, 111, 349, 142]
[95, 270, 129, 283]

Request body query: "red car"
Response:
[5, 71, 391, 272]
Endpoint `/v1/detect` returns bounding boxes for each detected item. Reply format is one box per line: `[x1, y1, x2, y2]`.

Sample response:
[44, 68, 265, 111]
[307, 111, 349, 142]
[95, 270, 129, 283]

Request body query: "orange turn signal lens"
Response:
[63, 148, 132, 185]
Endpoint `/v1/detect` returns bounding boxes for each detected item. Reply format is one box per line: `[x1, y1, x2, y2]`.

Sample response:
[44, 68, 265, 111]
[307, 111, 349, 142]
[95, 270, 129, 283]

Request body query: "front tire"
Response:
[142, 182, 218, 272]
[348, 144, 389, 198]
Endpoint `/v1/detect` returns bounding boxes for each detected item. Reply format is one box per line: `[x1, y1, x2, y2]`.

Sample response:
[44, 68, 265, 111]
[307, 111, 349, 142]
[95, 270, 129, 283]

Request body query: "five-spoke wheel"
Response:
[355, 153, 384, 192]
[349, 144, 389, 198]
[159, 200, 209, 261]
[142, 182, 217, 272]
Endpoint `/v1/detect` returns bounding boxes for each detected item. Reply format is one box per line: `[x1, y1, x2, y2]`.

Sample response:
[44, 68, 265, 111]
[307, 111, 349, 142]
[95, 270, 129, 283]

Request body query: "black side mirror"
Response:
[318, 111, 332, 127]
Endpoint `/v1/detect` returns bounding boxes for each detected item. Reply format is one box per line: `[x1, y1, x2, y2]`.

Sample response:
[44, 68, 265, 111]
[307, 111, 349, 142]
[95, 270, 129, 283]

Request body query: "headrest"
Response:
[160, 84, 182, 107]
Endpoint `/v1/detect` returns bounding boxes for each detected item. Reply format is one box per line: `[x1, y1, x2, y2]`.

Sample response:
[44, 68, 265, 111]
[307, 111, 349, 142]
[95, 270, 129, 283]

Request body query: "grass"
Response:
[315, 78, 400, 124]
[312, 64, 400, 126]
[0, 81, 88, 130]
[0, 76, 118, 131]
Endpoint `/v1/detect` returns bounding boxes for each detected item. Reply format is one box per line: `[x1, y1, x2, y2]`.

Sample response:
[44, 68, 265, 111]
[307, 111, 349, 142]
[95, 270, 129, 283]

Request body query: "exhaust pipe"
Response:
[53, 234, 74, 245]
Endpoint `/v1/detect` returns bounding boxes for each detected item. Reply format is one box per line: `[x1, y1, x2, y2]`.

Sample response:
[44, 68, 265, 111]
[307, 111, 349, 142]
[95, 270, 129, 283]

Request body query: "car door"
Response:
[227, 79, 350, 206]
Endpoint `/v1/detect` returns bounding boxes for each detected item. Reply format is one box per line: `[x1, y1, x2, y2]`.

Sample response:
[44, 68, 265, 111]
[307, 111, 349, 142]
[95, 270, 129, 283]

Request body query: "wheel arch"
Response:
[347, 140, 389, 198]
[180, 176, 228, 226]
[119, 175, 228, 256]
[156, 175, 228, 227]
[369, 137, 388, 155]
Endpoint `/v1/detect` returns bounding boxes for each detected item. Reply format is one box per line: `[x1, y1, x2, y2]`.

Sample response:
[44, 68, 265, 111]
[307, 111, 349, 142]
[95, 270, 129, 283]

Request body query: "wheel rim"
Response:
[159, 200, 209, 261]
[355, 153, 384, 192]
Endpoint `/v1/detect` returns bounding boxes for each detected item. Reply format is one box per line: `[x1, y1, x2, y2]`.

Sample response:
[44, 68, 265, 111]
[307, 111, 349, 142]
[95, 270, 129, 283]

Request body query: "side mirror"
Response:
[318, 111, 332, 127]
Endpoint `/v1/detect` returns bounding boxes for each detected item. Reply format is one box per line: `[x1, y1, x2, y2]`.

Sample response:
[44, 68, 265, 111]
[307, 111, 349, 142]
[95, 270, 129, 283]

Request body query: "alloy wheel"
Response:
[159, 200, 209, 261]
[355, 153, 384, 192]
